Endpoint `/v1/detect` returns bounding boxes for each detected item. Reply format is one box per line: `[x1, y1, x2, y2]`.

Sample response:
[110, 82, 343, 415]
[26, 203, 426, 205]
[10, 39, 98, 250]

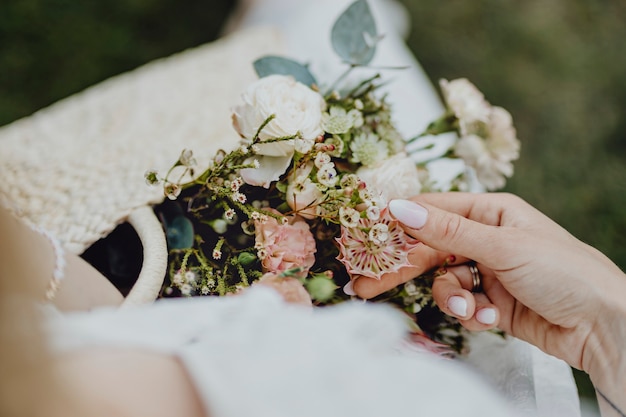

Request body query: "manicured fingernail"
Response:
[388, 199, 428, 229]
[343, 280, 356, 296]
[448, 296, 467, 317]
[476, 308, 497, 325]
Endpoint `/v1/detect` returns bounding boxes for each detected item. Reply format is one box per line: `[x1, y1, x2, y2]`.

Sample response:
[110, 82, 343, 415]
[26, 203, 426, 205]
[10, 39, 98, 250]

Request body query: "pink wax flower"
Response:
[254, 209, 317, 276]
[336, 208, 420, 280]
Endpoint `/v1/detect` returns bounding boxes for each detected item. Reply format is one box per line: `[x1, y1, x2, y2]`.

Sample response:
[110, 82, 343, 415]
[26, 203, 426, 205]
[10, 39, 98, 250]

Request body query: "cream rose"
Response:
[232, 74, 325, 156]
[356, 153, 422, 201]
[233, 75, 325, 188]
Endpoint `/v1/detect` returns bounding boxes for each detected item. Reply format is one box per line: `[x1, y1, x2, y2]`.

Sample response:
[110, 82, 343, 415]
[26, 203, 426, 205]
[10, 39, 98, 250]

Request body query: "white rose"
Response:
[356, 153, 422, 201]
[286, 162, 324, 219]
[234, 75, 325, 188]
[232, 74, 325, 157]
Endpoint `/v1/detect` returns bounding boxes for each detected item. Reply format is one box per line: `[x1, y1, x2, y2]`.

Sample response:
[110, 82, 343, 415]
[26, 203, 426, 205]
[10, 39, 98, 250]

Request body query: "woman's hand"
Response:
[353, 193, 626, 406]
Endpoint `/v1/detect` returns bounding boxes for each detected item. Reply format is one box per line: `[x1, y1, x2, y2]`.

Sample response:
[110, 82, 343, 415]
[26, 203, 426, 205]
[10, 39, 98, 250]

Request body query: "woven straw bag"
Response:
[0, 27, 284, 306]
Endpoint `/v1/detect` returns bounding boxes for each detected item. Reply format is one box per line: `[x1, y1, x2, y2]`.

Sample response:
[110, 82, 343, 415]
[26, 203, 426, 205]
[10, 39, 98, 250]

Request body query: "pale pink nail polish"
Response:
[448, 296, 467, 317]
[476, 308, 497, 325]
[388, 199, 428, 229]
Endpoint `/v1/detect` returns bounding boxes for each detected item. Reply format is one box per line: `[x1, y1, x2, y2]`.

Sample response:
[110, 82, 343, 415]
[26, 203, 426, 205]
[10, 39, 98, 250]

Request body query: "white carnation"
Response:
[440, 78, 491, 134]
[454, 107, 520, 191]
[357, 153, 422, 201]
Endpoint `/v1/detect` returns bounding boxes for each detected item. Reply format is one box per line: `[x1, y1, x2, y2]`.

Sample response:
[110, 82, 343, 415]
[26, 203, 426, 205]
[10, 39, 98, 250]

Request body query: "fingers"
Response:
[432, 264, 499, 331]
[410, 192, 536, 227]
[388, 198, 507, 266]
[352, 244, 467, 299]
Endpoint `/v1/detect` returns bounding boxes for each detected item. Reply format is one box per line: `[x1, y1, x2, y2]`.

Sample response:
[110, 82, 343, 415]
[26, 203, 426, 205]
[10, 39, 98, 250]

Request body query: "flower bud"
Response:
[237, 252, 257, 266]
[305, 275, 338, 303]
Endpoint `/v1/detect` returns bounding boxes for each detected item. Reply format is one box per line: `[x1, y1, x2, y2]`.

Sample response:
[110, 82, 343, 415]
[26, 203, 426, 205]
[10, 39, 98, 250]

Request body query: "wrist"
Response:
[583, 272, 626, 405]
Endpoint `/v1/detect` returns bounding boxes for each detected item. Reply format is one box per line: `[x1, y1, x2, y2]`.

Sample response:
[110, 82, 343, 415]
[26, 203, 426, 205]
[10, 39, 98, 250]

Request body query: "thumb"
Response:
[388, 199, 502, 265]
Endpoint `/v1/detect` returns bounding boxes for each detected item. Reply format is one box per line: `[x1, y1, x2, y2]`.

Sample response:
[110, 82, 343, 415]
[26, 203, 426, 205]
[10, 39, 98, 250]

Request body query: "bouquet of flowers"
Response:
[147, 0, 519, 353]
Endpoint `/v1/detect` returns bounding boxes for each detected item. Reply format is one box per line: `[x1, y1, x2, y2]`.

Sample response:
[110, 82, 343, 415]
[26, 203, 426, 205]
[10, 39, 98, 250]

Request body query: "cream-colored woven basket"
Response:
[0, 27, 285, 306]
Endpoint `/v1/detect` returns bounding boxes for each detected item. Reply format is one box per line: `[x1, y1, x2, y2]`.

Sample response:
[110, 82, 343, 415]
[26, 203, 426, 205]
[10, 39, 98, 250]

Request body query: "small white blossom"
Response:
[144, 170, 161, 186]
[369, 223, 390, 245]
[179, 149, 196, 166]
[224, 209, 236, 220]
[314, 152, 331, 168]
[321, 105, 364, 134]
[200, 286, 211, 295]
[366, 205, 380, 221]
[358, 187, 374, 204]
[316, 163, 338, 187]
[212, 249, 222, 260]
[180, 284, 193, 296]
[339, 207, 360, 228]
[172, 272, 184, 286]
[340, 174, 360, 189]
[350, 132, 389, 167]
[294, 137, 314, 154]
[164, 183, 182, 200]
[184, 271, 196, 283]
[233, 192, 247, 204]
[324, 136, 344, 158]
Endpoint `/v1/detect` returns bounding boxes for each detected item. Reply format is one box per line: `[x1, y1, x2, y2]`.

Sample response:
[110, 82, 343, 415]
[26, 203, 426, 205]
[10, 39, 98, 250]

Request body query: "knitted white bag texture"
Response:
[0, 27, 284, 304]
[0, 27, 284, 255]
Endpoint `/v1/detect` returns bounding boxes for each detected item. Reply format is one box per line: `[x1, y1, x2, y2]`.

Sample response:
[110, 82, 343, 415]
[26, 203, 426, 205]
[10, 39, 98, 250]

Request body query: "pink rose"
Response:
[254, 209, 317, 276]
[253, 272, 313, 307]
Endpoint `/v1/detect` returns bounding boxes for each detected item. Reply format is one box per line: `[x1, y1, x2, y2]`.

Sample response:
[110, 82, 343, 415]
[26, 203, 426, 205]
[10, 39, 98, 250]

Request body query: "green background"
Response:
[2, 0, 623, 413]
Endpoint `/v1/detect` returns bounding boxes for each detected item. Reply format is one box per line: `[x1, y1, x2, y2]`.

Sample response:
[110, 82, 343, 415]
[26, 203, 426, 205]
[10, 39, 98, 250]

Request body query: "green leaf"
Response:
[166, 215, 195, 249]
[253, 56, 317, 87]
[331, 0, 378, 66]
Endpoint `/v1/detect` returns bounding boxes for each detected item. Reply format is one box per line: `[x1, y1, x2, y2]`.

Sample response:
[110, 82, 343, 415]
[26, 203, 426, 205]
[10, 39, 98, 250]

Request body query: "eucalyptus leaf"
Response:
[253, 56, 317, 87]
[166, 215, 195, 249]
[331, 0, 378, 66]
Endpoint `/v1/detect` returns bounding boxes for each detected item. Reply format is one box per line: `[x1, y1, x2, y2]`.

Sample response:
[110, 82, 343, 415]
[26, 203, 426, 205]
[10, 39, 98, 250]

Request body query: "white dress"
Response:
[46, 287, 522, 417]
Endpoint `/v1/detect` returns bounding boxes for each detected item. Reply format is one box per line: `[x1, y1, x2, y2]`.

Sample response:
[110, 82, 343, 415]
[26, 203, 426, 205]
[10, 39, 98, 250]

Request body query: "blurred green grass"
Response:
[2, 0, 622, 412]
